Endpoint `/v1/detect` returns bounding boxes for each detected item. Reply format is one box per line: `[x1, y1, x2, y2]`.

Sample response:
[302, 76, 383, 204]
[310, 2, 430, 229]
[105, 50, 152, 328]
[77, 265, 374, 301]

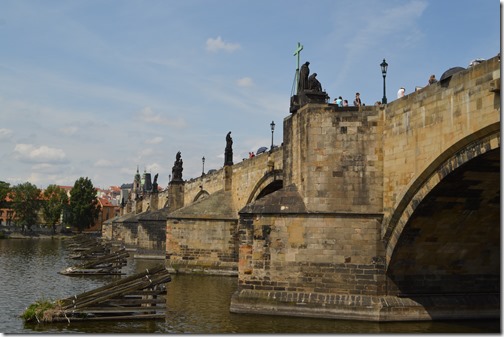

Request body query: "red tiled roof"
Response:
[99, 197, 114, 207]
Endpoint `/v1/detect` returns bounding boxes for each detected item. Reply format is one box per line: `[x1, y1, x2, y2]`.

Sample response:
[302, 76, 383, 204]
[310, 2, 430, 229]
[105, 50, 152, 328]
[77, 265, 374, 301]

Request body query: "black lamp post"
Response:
[270, 121, 275, 151]
[202, 156, 205, 176]
[380, 58, 388, 104]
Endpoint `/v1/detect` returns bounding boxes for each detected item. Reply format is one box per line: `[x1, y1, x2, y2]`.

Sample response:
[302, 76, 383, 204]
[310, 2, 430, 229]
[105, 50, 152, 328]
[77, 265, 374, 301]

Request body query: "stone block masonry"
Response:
[283, 104, 384, 214]
[236, 213, 386, 295]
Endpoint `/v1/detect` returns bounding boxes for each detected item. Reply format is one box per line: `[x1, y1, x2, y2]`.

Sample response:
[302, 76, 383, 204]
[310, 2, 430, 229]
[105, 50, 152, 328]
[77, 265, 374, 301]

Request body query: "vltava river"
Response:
[0, 239, 499, 333]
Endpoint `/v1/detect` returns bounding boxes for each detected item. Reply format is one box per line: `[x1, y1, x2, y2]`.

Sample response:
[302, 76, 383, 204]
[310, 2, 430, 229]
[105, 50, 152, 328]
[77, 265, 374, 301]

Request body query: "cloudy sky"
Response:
[0, 0, 500, 189]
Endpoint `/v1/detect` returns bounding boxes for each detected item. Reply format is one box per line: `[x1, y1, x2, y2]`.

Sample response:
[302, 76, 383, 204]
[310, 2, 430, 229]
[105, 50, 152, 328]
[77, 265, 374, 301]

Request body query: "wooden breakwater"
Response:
[66, 234, 112, 259]
[23, 265, 171, 323]
[59, 249, 129, 275]
[61, 234, 128, 275]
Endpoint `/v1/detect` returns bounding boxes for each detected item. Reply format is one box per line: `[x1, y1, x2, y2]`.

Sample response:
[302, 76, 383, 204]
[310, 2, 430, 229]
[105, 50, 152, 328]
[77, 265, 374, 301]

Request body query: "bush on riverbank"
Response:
[21, 299, 63, 323]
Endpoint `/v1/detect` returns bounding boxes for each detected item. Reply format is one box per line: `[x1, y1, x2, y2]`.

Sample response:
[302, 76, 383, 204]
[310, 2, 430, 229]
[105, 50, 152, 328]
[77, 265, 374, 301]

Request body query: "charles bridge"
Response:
[102, 55, 500, 321]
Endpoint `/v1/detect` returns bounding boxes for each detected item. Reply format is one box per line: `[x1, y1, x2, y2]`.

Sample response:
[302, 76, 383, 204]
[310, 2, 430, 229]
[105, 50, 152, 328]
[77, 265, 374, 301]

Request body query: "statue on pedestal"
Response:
[172, 152, 183, 182]
[224, 132, 233, 166]
[290, 44, 329, 113]
[152, 173, 159, 192]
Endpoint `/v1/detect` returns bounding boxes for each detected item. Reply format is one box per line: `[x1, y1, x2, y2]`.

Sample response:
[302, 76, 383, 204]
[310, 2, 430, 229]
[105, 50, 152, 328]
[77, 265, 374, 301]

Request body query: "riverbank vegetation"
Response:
[1, 177, 100, 234]
[21, 299, 62, 323]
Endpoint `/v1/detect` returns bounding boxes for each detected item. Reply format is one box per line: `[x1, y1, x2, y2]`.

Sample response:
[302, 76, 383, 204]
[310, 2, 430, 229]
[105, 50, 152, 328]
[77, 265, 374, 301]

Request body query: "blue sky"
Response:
[0, 0, 500, 189]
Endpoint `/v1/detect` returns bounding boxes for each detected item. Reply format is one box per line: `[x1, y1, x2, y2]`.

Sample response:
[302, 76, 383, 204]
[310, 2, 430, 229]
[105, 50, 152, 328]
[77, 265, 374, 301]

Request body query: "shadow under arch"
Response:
[382, 123, 500, 268]
[246, 169, 283, 204]
[384, 147, 500, 311]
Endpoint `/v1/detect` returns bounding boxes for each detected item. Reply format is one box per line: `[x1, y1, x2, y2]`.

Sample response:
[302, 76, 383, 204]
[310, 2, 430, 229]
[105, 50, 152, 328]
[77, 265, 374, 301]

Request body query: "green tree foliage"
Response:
[68, 177, 99, 232]
[0, 181, 10, 208]
[42, 185, 69, 234]
[10, 182, 41, 233]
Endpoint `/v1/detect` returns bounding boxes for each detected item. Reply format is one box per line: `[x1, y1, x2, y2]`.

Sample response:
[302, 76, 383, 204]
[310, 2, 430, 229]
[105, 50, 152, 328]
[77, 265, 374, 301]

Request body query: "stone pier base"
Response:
[166, 259, 237, 276]
[230, 290, 499, 322]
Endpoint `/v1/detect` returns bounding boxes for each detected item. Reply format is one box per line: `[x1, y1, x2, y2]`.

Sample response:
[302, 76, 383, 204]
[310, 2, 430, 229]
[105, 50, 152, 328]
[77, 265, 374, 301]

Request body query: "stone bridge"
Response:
[104, 55, 500, 321]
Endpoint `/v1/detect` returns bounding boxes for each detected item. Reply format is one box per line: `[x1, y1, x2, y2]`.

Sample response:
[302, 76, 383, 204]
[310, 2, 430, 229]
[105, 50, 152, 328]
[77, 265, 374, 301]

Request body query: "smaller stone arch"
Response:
[246, 169, 283, 204]
[193, 189, 210, 202]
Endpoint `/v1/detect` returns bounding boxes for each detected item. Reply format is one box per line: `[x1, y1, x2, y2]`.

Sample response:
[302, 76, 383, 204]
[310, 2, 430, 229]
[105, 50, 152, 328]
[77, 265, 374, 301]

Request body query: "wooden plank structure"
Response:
[23, 265, 171, 323]
[66, 234, 112, 259]
[59, 249, 130, 276]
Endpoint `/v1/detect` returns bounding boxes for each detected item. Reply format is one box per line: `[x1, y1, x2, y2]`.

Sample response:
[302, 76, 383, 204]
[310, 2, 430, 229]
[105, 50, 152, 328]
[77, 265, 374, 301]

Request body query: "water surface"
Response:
[0, 239, 499, 333]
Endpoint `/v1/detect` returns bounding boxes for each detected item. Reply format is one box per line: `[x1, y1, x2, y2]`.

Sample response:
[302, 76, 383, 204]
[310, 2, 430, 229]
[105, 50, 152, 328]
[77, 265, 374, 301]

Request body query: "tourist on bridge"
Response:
[397, 87, 405, 98]
[353, 92, 362, 107]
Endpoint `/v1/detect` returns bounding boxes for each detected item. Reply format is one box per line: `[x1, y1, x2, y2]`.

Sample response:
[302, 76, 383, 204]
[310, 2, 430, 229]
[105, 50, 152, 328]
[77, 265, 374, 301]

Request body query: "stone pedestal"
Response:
[290, 90, 329, 113]
[224, 165, 233, 191]
[168, 180, 185, 213]
[150, 193, 159, 211]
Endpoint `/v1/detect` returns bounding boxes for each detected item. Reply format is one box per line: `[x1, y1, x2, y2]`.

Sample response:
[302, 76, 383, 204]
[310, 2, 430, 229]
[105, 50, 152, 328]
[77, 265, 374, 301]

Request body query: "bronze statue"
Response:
[224, 132, 233, 166]
[152, 173, 159, 192]
[308, 73, 322, 92]
[172, 152, 183, 181]
[298, 61, 310, 93]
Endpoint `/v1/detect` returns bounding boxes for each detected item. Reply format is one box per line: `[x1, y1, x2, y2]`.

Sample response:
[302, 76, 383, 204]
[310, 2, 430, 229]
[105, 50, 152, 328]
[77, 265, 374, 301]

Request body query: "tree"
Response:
[0, 181, 10, 208]
[42, 185, 69, 234]
[68, 177, 100, 232]
[10, 182, 41, 233]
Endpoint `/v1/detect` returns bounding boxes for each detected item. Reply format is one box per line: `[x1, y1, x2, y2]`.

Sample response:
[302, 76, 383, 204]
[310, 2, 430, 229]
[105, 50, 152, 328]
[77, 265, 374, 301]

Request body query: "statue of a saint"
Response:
[298, 61, 310, 93]
[172, 152, 183, 181]
[152, 173, 159, 192]
[224, 132, 233, 166]
[308, 73, 322, 92]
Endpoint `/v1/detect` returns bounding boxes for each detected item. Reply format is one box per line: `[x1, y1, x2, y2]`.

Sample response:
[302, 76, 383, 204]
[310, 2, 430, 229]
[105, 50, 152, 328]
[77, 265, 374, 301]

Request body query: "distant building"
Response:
[89, 197, 118, 232]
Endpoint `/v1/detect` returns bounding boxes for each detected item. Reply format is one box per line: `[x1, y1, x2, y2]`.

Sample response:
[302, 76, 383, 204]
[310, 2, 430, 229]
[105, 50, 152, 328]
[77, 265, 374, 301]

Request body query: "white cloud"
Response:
[138, 107, 186, 127]
[236, 77, 254, 87]
[13, 144, 67, 163]
[343, 1, 427, 55]
[206, 36, 241, 53]
[30, 163, 61, 176]
[146, 162, 162, 173]
[145, 136, 163, 144]
[94, 159, 114, 168]
[138, 148, 155, 158]
[0, 128, 13, 140]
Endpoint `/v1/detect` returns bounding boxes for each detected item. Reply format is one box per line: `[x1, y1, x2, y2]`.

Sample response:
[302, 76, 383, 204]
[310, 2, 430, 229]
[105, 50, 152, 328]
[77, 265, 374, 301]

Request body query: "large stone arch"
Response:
[246, 169, 283, 204]
[382, 123, 500, 268]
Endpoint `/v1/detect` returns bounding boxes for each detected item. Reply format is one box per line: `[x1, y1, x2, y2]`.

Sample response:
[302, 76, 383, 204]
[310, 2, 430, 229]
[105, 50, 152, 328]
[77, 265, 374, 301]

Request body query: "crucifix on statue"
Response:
[293, 42, 303, 95]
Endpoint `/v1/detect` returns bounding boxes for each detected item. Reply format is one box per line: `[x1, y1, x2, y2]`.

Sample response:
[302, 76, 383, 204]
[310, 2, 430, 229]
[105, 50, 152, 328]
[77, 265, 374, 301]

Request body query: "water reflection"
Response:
[0, 239, 499, 333]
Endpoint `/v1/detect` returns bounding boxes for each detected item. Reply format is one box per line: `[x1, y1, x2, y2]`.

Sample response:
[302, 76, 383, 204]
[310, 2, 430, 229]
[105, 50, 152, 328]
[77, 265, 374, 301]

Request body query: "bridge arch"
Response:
[383, 123, 500, 262]
[384, 126, 500, 296]
[246, 169, 283, 204]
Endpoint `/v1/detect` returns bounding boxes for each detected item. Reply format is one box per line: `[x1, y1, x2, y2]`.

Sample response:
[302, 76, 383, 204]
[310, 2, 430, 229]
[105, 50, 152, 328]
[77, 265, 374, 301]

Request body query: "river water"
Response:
[0, 239, 499, 333]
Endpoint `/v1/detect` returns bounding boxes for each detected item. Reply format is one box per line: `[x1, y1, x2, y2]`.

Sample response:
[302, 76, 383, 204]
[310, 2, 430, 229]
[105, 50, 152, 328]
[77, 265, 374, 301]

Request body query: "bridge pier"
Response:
[231, 291, 499, 321]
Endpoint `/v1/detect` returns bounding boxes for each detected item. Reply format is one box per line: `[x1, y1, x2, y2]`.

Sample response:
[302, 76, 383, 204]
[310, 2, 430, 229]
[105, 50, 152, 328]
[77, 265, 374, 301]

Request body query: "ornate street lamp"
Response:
[202, 156, 205, 176]
[270, 121, 275, 151]
[380, 58, 388, 104]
